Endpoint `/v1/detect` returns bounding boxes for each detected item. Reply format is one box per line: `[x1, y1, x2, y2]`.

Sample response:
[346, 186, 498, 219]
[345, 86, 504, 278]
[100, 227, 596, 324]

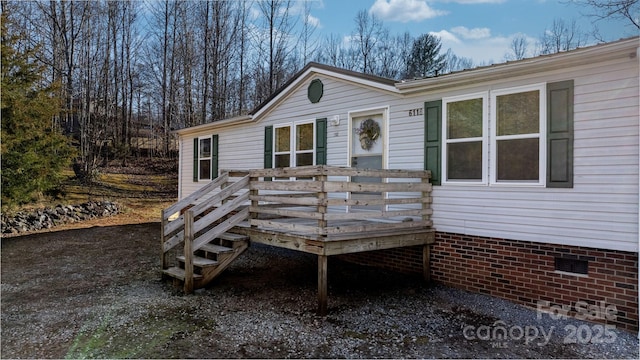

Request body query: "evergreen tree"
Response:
[1, 12, 75, 207]
[404, 34, 446, 79]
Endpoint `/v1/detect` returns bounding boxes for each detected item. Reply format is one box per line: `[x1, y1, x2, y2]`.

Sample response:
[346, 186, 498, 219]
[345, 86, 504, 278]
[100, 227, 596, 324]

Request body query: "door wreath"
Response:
[355, 118, 380, 151]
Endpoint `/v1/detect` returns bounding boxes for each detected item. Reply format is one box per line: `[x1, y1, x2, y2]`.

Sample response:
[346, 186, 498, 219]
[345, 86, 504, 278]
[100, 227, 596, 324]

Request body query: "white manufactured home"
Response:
[171, 37, 639, 330]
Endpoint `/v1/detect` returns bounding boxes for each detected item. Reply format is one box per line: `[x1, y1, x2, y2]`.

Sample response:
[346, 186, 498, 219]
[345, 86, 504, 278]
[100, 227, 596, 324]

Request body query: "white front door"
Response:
[350, 112, 385, 210]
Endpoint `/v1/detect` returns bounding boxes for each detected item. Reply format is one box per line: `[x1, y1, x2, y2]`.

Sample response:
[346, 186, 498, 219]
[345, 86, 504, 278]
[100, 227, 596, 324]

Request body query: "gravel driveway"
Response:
[1, 223, 638, 358]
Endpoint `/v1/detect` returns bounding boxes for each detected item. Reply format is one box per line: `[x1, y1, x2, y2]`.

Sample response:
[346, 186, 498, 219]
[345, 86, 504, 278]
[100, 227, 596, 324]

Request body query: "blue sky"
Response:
[305, 0, 637, 64]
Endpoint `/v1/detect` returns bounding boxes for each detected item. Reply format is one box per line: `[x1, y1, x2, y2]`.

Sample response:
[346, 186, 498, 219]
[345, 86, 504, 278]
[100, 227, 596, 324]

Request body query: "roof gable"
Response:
[249, 62, 399, 121]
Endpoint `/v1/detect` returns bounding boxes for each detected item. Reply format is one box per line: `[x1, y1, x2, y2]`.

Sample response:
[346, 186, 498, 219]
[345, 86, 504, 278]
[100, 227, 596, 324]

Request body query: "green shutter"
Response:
[424, 100, 442, 185]
[264, 126, 273, 181]
[547, 80, 574, 188]
[316, 118, 327, 165]
[193, 138, 199, 182]
[211, 134, 219, 179]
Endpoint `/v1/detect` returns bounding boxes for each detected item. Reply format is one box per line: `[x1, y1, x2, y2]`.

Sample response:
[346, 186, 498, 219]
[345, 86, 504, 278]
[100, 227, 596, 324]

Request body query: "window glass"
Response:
[497, 138, 539, 181]
[275, 154, 290, 168]
[448, 98, 483, 139]
[275, 126, 290, 152]
[296, 153, 313, 167]
[447, 142, 483, 180]
[199, 159, 211, 180]
[296, 123, 314, 151]
[497, 90, 539, 136]
[199, 138, 211, 158]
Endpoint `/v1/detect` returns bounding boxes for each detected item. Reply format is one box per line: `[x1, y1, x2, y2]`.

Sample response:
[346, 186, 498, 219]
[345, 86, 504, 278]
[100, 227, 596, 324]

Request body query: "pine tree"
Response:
[1, 12, 76, 207]
[404, 34, 446, 79]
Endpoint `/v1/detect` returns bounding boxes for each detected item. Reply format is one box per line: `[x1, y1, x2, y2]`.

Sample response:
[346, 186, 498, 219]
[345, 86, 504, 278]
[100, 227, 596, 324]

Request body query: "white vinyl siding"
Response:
[431, 56, 638, 252]
[177, 47, 638, 253]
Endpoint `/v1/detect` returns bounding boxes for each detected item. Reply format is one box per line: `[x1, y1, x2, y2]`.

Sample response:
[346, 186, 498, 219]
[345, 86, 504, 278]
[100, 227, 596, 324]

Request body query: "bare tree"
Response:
[505, 34, 530, 61]
[352, 9, 384, 74]
[538, 18, 588, 55]
[566, 0, 639, 30]
[375, 30, 413, 79]
[441, 48, 474, 74]
[257, 0, 297, 97]
[299, 0, 319, 65]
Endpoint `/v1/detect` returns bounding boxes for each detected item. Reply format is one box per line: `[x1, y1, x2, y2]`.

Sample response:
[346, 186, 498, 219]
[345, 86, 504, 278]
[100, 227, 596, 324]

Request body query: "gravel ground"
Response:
[1, 222, 638, 359]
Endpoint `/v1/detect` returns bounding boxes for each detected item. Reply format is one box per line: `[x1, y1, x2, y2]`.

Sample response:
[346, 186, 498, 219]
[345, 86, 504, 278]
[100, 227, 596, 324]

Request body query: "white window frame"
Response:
[490, 83, 546, 186]
[197, 135, 213, 181]
[272, 120, 316, 178]
[442, 92, 489, 185]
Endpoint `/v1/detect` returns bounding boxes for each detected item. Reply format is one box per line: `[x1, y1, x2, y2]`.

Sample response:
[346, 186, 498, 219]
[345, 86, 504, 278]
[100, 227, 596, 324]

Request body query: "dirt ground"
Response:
[2, 160, 639, 359]
[2, 222, 639, 359]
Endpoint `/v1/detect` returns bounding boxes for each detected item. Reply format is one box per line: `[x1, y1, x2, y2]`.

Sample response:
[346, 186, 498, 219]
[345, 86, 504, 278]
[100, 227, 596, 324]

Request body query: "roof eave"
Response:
[174, 115, 254, 137]
[396, 37, 639, 94]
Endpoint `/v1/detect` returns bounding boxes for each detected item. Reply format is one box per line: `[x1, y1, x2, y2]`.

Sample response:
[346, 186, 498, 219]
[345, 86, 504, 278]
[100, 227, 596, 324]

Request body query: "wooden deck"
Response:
[232, 218, 434, 256]
[162, 165, 435, 315]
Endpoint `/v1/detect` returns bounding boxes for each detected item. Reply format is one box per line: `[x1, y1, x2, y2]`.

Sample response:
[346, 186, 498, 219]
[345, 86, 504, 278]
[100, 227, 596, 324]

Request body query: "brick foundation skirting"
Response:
[338, 232, 639, 331]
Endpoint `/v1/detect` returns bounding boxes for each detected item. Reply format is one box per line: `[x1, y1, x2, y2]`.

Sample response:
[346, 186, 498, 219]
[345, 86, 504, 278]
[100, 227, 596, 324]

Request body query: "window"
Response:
[274, 121, 315, 169]
[198, 137, 212, 180]
[264, 119, 327, 180]
[491, 84, 545, 185]
[442, 93, 488, 183]
[193, 135, 218, 182]
[425, 80, 572, 188]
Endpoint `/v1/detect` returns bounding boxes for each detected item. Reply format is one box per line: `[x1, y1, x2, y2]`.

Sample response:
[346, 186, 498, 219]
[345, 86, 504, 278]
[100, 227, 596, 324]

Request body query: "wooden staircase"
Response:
[160, 173, 250, 293]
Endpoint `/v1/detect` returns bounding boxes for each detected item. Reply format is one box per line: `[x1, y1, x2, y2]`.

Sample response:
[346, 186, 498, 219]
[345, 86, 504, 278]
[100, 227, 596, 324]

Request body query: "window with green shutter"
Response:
[442, 93, 487, 184]
[430, 80, 573, 187]
[264, 119, 328, 178]
[193, 134, 219, 182]
[490, 84, 545, 185]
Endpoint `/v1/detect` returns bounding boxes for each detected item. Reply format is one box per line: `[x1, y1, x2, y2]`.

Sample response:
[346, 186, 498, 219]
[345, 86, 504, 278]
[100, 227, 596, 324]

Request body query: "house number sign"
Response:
[408, 108, 423, 117]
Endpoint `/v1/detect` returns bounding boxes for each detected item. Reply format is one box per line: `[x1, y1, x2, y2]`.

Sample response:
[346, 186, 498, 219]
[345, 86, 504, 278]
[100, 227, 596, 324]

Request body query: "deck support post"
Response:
[184, 210, 194, 294]
[318, 255, 328, 316]
[423, 244, 431, 282]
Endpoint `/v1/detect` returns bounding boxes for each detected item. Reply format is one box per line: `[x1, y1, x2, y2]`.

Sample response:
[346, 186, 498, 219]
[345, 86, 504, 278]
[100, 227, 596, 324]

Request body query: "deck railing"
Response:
[161, 165, 432, 292]
[244, 165, 433, 236]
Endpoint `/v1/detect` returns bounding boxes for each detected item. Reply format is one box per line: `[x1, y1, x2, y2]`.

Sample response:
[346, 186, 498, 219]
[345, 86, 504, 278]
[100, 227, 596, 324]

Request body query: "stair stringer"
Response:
[198, 240, 249, 286]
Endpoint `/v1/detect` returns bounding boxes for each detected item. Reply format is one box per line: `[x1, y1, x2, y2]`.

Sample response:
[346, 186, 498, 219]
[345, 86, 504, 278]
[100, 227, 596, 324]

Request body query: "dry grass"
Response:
[7, 158, 178, 234]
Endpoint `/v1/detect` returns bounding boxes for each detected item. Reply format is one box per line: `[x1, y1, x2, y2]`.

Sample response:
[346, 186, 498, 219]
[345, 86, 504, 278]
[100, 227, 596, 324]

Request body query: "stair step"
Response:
[162, 267, 203, 281]
[176, 255, 219, 267]
[199, 243, 234, 254]
[219, 232, 249, 242]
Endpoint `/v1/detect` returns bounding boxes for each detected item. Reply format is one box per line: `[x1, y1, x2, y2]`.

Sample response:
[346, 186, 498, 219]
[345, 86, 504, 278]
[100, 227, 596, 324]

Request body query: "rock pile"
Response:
[1, 201, 120, 234]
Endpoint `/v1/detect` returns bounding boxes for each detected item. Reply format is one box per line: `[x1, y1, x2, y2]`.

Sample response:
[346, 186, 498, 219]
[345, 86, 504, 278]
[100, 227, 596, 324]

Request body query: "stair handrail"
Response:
[161, 173, 250, 273]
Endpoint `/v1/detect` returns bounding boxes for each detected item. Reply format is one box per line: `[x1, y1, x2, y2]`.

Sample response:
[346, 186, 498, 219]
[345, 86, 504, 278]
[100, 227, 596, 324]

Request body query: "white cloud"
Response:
[429, 30, 462, 44]
[306, 14, 322, 28]
[370, 0, 448, 23]
[450, 26, 491, 39]
[431, 29, 538, 65]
